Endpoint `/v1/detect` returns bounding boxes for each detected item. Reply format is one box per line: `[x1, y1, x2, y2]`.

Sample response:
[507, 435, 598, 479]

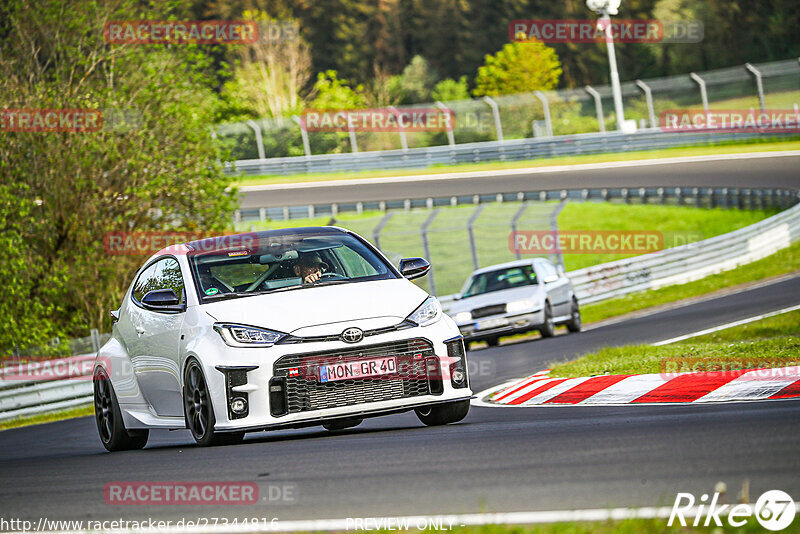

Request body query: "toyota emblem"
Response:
[341, 327, 364, 343]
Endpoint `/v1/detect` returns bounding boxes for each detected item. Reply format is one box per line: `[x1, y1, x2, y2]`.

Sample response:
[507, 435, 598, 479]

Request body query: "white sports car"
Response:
[94, 227, 471, 451]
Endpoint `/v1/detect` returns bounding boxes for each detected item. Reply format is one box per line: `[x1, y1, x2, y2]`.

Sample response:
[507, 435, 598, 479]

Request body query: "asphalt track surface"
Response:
[239, 153, 800, 208]
[1, 275, 799, 524]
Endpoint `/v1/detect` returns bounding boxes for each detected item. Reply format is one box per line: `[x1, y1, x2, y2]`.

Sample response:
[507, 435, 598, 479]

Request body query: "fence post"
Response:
[348, 120, 359, 153]
[549, 199, 567, 268]
[467, 204, 485, 270]
[372, 211, 394, 250]
[744, 63, 766, 111]
[435, 101, 456, 146]
[421, 209, 440, 295]
[635, 80, 657, 128]
[388, 106, 409, 152]
[689, 73, 709, 118]
[510, 203, 530, 260]
[246, 119, 266, 160]
[291, 115, 312, 158]
[90, 329, 101, 353]
[482, 96, 504, 142]
[533, 91, 553, 138]
[584, 85, 606, 133]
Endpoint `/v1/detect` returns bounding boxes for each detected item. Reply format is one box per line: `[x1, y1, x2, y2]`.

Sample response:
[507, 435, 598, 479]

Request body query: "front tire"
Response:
[94, 368, 148, 452]
[566, 299, 582, 333]
[539, 303, 555, 338]
[184, 360, 244, 447]
[415, 400, 470, 426]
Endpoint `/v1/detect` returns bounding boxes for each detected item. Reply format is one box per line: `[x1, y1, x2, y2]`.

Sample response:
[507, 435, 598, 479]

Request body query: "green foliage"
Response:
[309, 70, 367, 110]
[397, 55, 438, 104]
[0, 0, 236, 353]
[473, 39, 562, 97]
[432, 76, 471, 102]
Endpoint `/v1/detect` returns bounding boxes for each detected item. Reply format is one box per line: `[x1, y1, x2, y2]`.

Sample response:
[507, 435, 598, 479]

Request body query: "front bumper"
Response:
[457, 309, 545, 341]
[196, 317, 472, 431]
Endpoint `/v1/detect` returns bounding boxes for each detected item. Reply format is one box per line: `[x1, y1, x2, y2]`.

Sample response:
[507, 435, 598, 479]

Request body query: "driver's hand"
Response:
[304, 271, 322, 283]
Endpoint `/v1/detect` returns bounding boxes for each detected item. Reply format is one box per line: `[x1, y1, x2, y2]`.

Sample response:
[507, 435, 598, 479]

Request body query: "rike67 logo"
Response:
[669, 490, 796, 531]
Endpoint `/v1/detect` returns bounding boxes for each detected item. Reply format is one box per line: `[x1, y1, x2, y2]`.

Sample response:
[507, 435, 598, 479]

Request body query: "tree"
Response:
[309, 71, 367, 110]
[398, 56, 439, 103]
[432, 76, 470, 101]
[0, 0, 236, 352]
[222, 10, 312, 120]
[473, 38, 562, 97]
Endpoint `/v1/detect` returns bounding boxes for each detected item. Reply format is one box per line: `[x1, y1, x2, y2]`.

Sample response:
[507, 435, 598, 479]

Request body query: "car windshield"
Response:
[189, 232, 395, 301]
[462, 265, 538, 298]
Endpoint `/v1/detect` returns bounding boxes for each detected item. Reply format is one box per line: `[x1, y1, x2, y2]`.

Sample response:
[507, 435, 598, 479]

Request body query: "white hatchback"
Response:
[94, 227, 471, 451]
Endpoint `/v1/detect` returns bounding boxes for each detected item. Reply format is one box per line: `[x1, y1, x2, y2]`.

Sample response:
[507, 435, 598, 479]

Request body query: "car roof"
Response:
[469, 258, 549, 276]
[183, 226, 349, 252]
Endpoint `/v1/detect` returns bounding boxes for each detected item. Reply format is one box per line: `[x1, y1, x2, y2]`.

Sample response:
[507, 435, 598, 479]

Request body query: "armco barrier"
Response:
[229, 129, 797, 177]
[3, 197, 800, 422]
[0, 354, 95, 422]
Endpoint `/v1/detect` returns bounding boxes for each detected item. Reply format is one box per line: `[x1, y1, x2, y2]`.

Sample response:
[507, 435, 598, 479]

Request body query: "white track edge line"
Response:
[652, 303, 800, 345]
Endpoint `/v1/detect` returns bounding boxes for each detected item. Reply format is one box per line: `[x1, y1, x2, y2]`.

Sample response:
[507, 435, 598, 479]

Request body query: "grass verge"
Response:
[550, 308, 800, 378]
[580, 240, 800, 325]
[0, 404, 93, 431]
[235, 138, 800, 187]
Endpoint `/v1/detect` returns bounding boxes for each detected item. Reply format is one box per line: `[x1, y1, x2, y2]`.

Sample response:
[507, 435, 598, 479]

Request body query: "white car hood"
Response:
[448, 285, 545, 314]
[201, 278, 429, 334]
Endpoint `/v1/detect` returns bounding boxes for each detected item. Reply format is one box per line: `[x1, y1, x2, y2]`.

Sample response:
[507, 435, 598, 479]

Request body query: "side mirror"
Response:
[141, 289, 185, 312]
[543, 274, 560, 284]
[399, 257, 431, 280]
[109, 309, 120, 323]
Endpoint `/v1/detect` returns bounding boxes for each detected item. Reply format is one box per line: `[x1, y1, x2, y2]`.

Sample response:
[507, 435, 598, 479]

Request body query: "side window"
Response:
[132, 257, 185, 305]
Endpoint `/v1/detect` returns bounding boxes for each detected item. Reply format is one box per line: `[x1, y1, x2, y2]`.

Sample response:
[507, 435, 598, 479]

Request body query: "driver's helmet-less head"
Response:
[296, 252, 329, 272]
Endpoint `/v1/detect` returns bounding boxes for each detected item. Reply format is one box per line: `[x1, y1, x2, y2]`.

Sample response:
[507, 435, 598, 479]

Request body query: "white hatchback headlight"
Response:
[506, 299, 536, 314]
[453, 311, 472, 323]
[214, 323, 286, 347]
[407, 296, 442, 327]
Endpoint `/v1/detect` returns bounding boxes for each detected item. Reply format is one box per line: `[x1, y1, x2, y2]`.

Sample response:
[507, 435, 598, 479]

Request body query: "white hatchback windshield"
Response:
[189, 232, 395, 300]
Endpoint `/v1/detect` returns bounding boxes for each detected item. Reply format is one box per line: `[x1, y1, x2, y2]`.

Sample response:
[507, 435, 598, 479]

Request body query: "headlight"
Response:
[214, 323, 286, 347]
[453, 311, 472, 323]
[506, 299, 536, 314]
[407, 296, 442, 327]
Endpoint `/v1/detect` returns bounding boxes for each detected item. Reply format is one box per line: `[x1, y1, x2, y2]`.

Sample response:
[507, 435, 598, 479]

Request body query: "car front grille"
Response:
[272, 338, 437, 414]
[471, 304, 507, 319]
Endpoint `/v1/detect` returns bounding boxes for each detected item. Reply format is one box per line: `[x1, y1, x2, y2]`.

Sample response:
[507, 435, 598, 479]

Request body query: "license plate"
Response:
[318, 357, 397, 383]
[476, 317, 509, 330]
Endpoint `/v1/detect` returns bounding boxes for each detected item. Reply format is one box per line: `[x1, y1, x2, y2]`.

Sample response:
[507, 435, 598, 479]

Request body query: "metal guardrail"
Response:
[229, 129, 796, 177]
[3, 192, 799, 422]
[0, 355, 94, 422]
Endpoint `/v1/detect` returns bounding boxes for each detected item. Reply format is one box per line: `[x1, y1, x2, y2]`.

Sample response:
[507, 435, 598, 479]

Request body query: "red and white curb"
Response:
[478, 366, 800, 406]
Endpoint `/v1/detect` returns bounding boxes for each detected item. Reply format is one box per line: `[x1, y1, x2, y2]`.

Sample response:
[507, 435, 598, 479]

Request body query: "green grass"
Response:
[550, 310, 800, 378]
[581, 240, 800, 324]
[0, 404, 93, 431]
[240, 202, 778, 296]
[558, 203, 775, 271]
[234, 138, 800, 186]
